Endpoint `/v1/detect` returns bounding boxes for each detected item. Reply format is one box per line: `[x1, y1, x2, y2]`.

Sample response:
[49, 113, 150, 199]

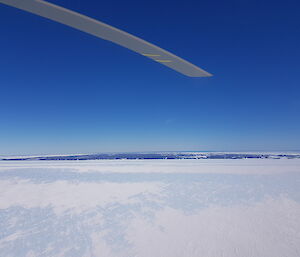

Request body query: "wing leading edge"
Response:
[0, 0, 212, 77]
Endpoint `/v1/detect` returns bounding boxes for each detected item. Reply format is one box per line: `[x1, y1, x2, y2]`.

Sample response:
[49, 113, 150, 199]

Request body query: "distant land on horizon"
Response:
[1, 152, 300, 161]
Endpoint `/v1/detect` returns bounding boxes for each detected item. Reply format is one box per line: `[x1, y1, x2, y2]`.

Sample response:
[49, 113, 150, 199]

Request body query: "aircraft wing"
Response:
[0, 0, 212, 77]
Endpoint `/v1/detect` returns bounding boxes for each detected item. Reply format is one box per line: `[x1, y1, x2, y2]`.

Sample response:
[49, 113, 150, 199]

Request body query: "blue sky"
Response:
[0, 0, 300, 155]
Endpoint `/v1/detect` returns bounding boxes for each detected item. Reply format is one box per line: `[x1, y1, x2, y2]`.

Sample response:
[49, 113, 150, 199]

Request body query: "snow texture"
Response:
[0, 159, 300, 257]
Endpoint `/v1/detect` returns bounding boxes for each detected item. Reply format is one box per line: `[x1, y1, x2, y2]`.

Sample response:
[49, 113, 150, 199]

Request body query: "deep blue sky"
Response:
[0, 0, 300, 155]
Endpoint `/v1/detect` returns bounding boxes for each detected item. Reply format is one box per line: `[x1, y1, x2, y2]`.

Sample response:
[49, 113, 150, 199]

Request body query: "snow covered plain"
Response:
[0, 159, 300, 257]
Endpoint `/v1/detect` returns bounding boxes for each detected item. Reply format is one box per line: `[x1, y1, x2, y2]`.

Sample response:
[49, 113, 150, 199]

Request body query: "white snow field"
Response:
[0, 159, 300, 257]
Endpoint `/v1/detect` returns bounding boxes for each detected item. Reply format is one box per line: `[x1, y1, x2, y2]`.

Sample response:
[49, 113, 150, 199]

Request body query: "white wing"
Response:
[0, 0, 212, 77]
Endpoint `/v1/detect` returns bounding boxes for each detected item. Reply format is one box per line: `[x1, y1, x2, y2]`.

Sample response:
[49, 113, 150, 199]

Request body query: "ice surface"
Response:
[0, 159, 300, 257]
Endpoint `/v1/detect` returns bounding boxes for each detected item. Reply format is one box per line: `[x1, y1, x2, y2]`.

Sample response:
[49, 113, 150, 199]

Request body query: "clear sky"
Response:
[0, 0, 299, 155]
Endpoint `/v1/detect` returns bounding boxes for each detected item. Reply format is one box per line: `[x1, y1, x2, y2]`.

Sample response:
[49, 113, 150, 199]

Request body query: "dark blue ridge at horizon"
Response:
[1, 153, 300, 161]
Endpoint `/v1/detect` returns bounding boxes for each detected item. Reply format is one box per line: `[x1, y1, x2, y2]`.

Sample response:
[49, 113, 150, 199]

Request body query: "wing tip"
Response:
[187, 71, 213, 78]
